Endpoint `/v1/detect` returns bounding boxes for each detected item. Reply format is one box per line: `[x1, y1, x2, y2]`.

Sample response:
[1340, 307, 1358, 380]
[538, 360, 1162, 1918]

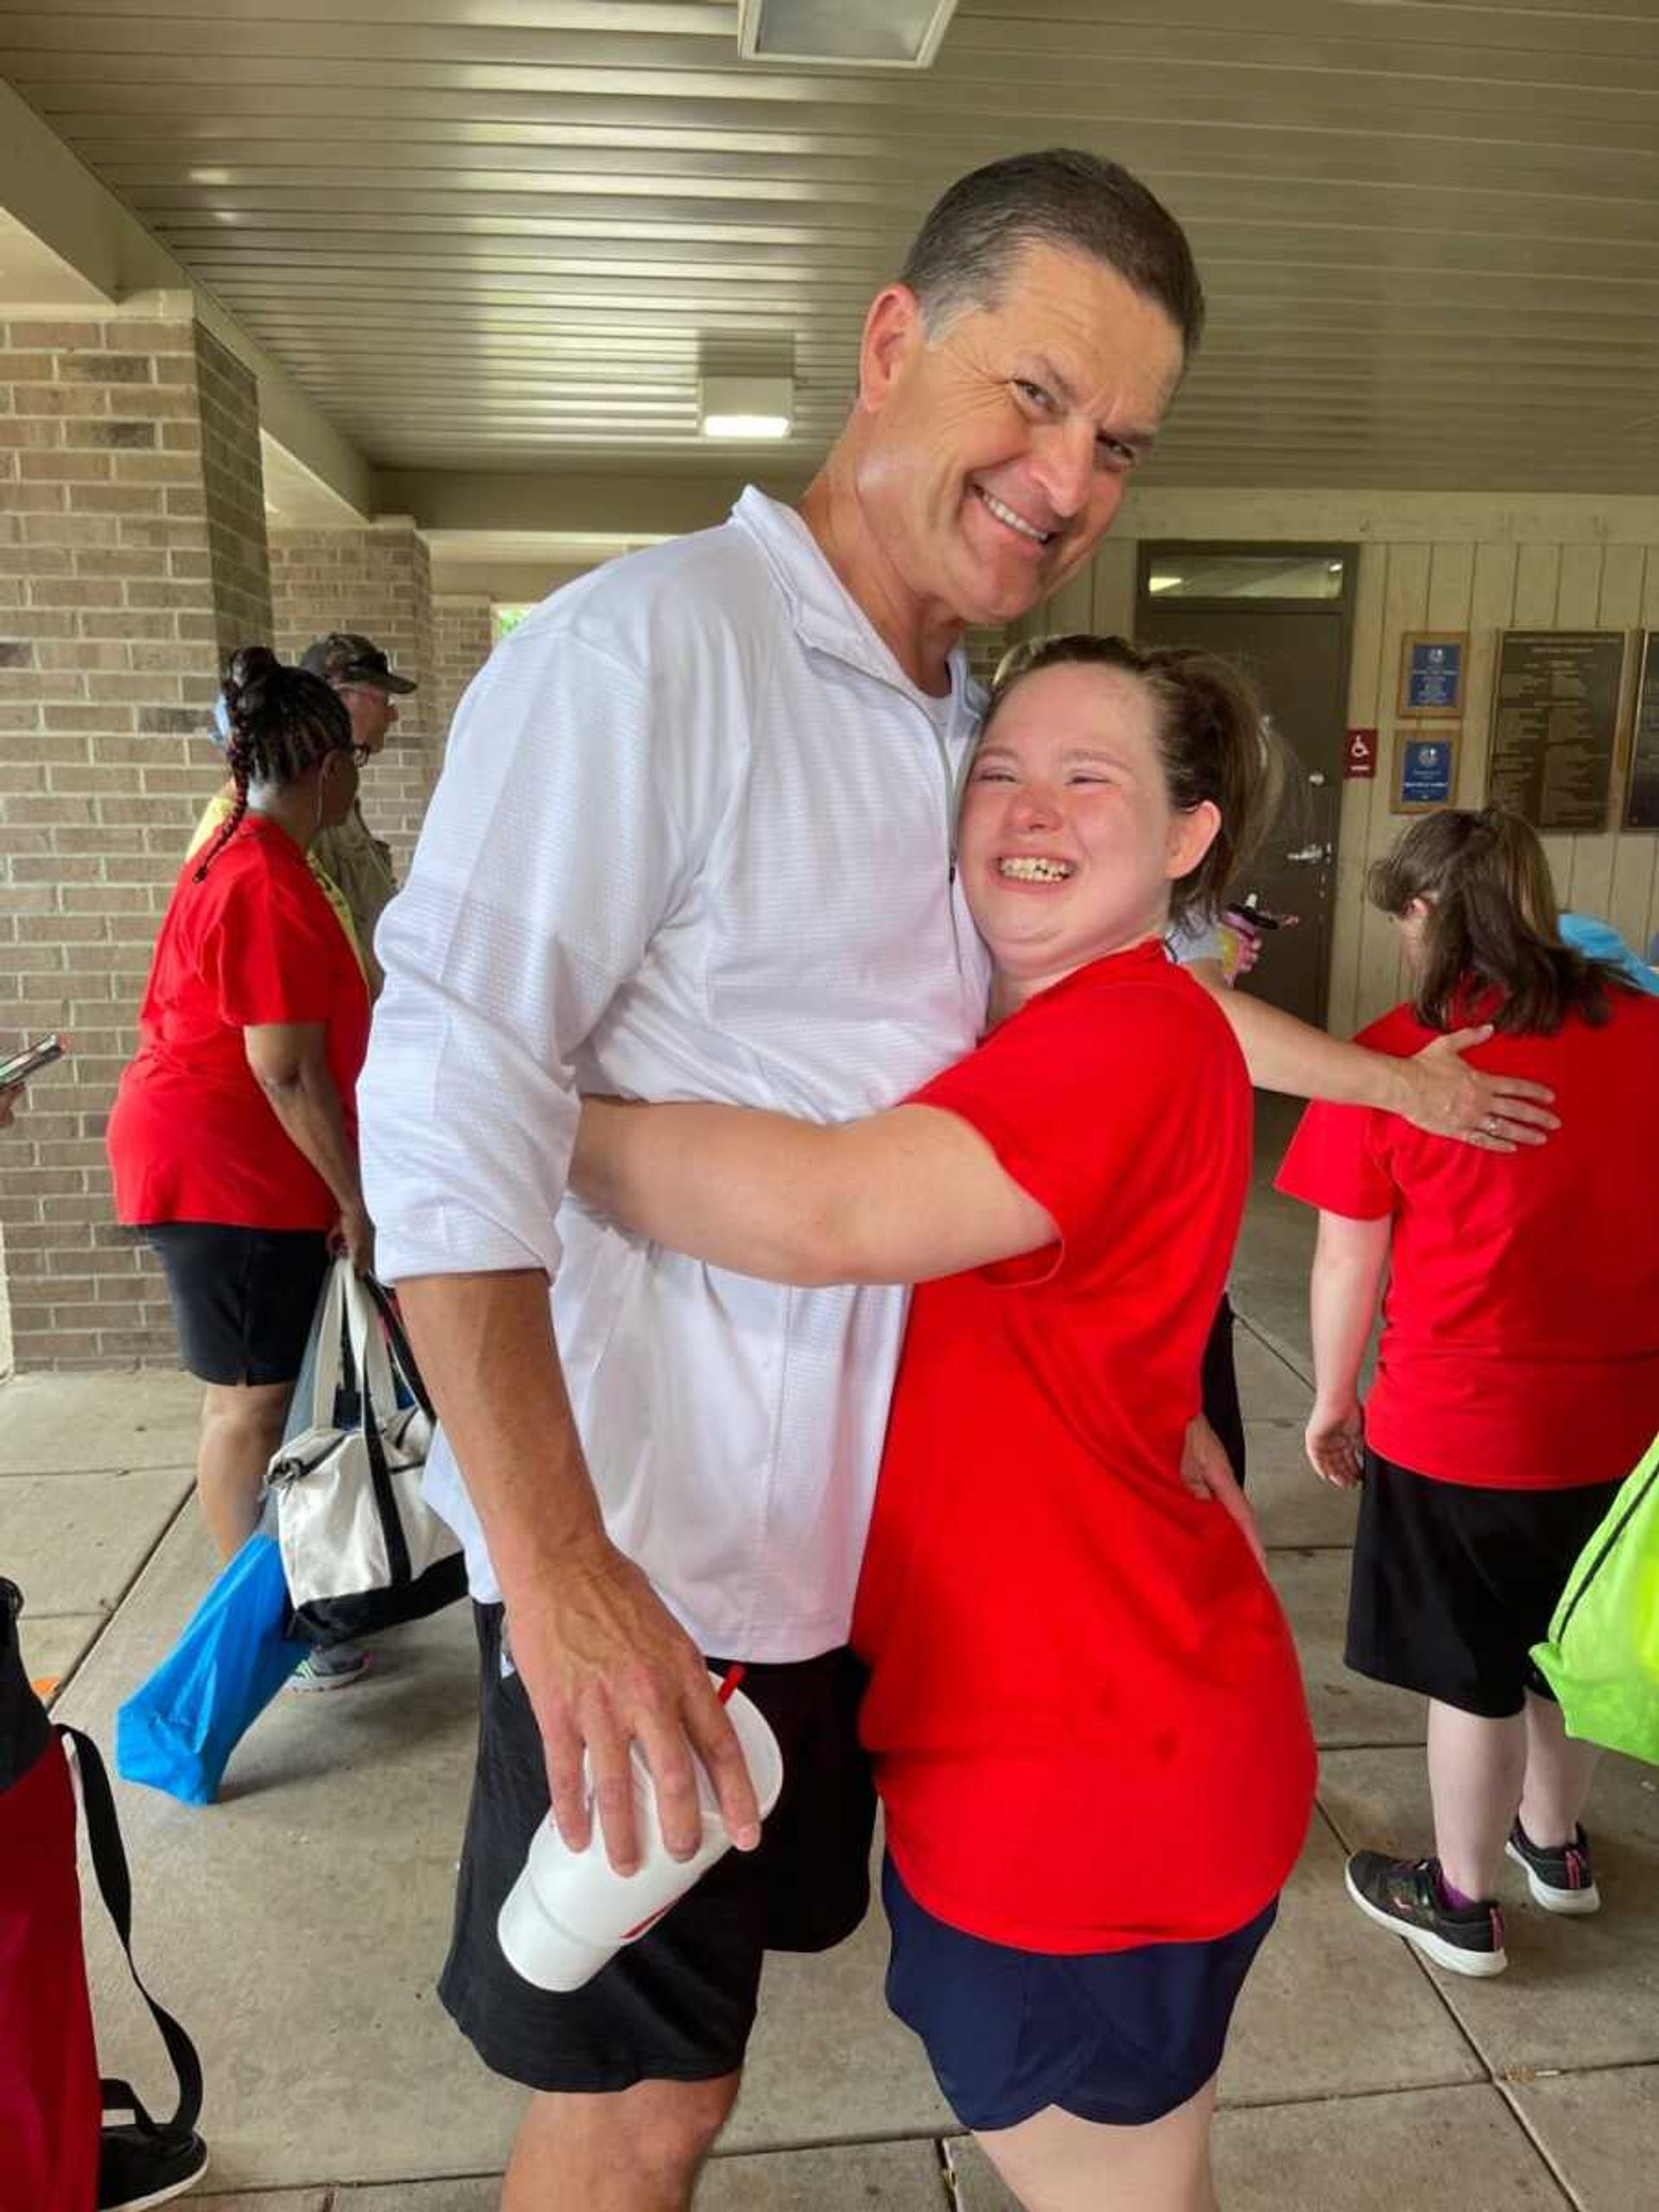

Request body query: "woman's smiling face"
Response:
[957, 659, 1220, 1006]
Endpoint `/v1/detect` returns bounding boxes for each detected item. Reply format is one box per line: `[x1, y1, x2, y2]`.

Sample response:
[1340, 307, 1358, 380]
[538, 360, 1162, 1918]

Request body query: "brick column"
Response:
[0, 295, 270, 1369]
[431, 591, 495, 742]
[195, 325, 273, 656]
[269, 522, 436, 877]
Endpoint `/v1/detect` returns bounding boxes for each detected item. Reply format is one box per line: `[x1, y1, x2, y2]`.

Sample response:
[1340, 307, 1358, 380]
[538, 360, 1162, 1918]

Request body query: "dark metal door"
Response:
[1137, 555, 1355, 1029]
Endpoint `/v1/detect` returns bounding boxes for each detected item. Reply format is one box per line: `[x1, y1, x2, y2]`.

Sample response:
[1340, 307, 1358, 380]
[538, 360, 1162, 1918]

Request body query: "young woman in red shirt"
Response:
[1277, 809, 1659, 1977]
[107, 649, 374, 1575]
[573, 636, 1318, 2212]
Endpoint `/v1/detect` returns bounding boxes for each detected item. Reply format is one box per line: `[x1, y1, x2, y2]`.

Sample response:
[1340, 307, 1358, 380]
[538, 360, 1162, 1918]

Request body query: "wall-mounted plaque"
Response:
[1486, 630, 1625, 832]
[1625, 631, 1659, 831]
[1399, 632, 1466, 718]
[1395, 734, 1458, 814]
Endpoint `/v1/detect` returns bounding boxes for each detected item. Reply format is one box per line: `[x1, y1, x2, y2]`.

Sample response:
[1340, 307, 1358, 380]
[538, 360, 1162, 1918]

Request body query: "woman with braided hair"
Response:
[108, 646, 375, 1591]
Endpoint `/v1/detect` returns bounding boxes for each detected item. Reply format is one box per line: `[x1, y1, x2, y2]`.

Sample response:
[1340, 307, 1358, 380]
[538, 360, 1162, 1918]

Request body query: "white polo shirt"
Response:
[359, 489, 990, 1662]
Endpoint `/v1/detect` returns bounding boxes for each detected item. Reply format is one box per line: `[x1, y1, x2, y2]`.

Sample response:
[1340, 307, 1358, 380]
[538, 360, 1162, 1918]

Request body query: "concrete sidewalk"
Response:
[4, 1197, 1656, 2207]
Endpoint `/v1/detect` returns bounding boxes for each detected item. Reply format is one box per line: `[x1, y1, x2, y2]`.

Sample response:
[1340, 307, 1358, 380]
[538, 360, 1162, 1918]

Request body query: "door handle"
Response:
[1285, 844, 1330, 865]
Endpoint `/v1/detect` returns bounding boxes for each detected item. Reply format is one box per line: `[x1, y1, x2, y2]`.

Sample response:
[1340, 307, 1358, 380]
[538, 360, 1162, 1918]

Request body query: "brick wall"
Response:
[431, 593, 494, 747]
[0, 302, 265, 1370]
[193, 325, 271, 658]
[269, 524, 436, 879]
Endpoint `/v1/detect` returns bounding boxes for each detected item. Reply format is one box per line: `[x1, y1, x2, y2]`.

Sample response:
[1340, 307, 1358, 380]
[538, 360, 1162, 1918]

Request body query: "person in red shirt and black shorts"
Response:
[574, 637, 1319, 2212]
[107, 649, 374, 1588]
[1277, 807, 1659, 1979]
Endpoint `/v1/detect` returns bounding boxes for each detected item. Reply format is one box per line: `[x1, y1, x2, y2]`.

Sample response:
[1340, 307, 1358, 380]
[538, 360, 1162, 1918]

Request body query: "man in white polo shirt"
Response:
[359, 150, 1549, 2212]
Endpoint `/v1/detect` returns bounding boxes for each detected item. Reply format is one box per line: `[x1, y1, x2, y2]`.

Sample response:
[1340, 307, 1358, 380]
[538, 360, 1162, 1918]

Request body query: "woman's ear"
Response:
[1166, 798, 1221, 882]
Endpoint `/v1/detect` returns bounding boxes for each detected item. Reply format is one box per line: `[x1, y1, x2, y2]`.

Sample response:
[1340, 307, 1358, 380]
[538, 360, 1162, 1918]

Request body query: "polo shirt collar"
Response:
[730, 486, 982, 727]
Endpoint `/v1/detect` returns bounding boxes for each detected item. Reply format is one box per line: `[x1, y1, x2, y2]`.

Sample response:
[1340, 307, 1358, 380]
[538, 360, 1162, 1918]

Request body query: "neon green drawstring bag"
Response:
[1531, 1433, 1659, 1767]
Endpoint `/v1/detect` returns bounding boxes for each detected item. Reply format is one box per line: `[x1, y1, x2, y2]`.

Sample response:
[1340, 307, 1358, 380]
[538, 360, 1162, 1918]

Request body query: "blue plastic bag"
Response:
[115, 1531, 311, 1806]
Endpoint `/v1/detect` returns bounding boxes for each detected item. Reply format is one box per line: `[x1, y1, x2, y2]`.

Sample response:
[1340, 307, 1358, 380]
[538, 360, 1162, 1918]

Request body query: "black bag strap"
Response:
[58, 1724, 204, 2142]
[361, 1376, 413, 1587]
[360, 1273, 435, 1421]
[1, 1575, 52, 1793]
[346, 1274, 416, 1587]
[1551, 1452, 1659, 1645]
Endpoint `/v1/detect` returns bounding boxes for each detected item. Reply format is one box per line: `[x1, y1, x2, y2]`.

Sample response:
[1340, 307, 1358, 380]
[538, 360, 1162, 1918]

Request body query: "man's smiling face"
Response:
[854, 241, 1186, 630]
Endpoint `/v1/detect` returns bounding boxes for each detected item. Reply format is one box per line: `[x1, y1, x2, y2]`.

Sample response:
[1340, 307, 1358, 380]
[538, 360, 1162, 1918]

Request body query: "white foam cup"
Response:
[497, 1671, 784, 1993]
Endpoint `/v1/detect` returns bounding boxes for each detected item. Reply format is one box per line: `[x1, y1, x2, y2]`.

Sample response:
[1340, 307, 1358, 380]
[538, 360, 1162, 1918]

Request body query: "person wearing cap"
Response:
[298, 632, 416, 998]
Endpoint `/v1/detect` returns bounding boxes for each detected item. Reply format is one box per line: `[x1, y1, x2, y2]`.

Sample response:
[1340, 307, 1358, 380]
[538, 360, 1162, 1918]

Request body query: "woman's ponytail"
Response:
[1370, 807, 1621, 1034]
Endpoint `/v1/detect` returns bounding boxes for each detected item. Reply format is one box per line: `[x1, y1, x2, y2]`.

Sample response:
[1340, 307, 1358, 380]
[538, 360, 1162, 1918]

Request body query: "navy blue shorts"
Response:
[882, 1856, 1275, 2133]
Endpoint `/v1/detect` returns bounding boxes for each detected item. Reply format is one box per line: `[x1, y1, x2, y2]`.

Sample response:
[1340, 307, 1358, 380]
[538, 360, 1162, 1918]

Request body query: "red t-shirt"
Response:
[853, 943, 1317, 1953]
[107, 817, 371, 1230]
[1275, 988, 1659, 1490]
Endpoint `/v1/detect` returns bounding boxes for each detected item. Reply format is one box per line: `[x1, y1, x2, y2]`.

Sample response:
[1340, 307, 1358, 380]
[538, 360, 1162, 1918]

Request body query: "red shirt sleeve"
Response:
[912, 957, 1237, 1284]
[199, 855, 341, 1029]
[1274, 1099, 1395, 1220]
[1274, 1003, 1422, 1220]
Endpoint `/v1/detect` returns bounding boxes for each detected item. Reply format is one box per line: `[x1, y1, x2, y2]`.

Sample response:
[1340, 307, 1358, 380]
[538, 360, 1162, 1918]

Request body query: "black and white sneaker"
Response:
[1344, 1851, 1508, 1977]
[99, 2110, 208, 2210]
[1506, 1820, 1600, 1914]
[285, 1638, 372, 1693]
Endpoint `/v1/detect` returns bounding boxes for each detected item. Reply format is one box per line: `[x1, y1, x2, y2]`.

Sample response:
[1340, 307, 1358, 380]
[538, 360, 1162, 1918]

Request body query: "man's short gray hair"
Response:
[899, 149, 1204, 355]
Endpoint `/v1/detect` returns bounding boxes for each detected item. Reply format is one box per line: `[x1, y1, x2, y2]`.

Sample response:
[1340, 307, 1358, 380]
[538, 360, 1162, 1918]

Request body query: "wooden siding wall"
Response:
[1017, 492, 1659, 1038]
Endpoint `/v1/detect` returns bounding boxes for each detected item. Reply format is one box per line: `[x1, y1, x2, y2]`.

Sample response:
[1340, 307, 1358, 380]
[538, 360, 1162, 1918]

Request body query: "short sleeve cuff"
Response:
[372, 1204, 562, 1288]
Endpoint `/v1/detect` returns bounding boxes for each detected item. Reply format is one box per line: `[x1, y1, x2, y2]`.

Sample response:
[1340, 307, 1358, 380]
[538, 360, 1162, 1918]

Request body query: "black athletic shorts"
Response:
[439, 1604, 877, 2092]
[144, 1222, 330, 1387]
[1346, 1449, 1624, 1719]
[1199, 1293, 1247, 1493]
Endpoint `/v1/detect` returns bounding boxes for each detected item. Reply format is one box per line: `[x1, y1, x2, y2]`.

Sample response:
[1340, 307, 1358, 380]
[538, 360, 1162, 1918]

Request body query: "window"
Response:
[1147, 555, 1346, 601]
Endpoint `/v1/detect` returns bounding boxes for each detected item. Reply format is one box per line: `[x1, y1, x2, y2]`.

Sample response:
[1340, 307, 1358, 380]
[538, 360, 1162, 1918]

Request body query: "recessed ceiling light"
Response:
[737, 0, 960, 71]
[699, 374, 792, 441]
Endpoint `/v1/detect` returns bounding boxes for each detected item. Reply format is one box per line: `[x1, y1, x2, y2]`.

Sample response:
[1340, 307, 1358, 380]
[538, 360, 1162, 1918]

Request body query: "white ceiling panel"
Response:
[1, 0, 1656, 488]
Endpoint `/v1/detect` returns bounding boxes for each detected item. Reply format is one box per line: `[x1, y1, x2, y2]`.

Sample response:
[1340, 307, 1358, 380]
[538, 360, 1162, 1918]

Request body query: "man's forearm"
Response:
[394, 1269, 611, 1588]
[1205, 986, 1412, 1113]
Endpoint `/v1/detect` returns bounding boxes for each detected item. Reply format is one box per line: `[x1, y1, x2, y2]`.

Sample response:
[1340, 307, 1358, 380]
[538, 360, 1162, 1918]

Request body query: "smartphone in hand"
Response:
[0, 1033, 67, 1089]
[1224, 895, 1298, 933]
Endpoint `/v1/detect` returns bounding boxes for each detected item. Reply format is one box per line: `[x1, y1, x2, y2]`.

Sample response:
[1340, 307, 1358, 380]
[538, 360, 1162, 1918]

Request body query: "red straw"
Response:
[717, 1664, 746, 1706]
